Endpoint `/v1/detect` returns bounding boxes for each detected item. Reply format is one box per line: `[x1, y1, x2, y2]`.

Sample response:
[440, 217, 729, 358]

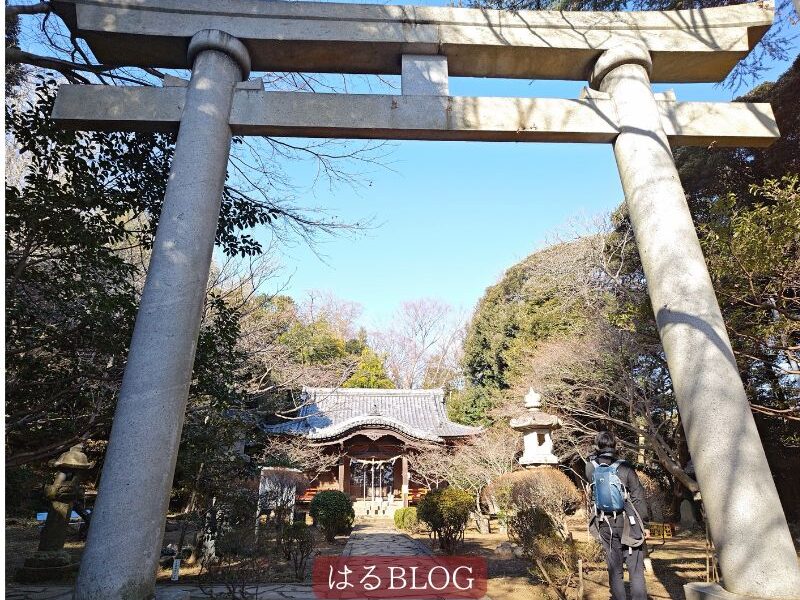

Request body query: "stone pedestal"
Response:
[685, 582, 799, 600]
[15, 551, 78, 583]
[39, 497, 73, 552]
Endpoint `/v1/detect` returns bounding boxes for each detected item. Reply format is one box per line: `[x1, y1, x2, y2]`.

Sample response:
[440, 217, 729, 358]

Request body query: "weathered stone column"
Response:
[75, 30, 250, 600]
[590, 43, 800, 599]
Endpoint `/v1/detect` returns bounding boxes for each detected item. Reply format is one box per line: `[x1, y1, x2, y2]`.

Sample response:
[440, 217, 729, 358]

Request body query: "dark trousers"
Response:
[598, 520, 647, 600]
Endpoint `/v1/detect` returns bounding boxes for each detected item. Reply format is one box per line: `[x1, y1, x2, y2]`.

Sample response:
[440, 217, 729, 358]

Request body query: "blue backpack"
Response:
[591, 459, 626, 513]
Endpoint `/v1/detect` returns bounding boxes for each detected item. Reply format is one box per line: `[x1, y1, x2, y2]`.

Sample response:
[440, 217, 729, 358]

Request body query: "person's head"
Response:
[595, 430, 616, 453]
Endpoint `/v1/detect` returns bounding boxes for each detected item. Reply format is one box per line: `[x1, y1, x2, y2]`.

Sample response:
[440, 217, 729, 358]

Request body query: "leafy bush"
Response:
[283, 522, 314, 580]
[417, 488, 473, 554]
[214, 486, 263, 531]
[393, 507, 419, 532]
[5, 466, 43, 516]
[213, 524, 269, 558]
[417, 493, 443, 534]
[494, 468, 580, 540]
[199, 526, 270, 599]
[393, 507, 408, 529]
[309, 490, 354, 542]
[493, 468, 582, 600]
[401, 507, 419, 532]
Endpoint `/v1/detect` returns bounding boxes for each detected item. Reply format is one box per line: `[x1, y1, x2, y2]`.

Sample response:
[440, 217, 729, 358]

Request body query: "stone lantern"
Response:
[509, 389, 561, 467]
[16, 444, 94, 582]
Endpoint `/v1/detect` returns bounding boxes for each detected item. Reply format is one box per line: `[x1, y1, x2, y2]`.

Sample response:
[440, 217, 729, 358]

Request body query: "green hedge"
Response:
[417, 488, 473, 554]
[393, 507, 419, 532]
[309, 490, 354, 542]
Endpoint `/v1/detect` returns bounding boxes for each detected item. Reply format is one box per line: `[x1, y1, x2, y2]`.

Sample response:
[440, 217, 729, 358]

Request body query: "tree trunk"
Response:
[535, 558, 568, 600]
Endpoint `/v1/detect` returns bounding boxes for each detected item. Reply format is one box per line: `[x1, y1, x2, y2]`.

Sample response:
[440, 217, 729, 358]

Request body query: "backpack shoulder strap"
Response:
[610, 460, 630, 498]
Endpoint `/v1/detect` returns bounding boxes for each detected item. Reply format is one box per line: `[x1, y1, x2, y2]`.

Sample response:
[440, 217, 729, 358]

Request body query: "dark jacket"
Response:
[585, 451, 650, 523]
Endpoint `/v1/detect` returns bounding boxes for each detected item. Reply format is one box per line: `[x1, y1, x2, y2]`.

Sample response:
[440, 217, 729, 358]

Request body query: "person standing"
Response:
[586, 431, 649, 600]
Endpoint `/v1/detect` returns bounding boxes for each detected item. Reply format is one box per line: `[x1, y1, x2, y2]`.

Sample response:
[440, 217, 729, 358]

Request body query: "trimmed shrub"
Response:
[577, 536, 604, 564]
[309, 490, 354, 542]
[417, 488, 473, 554]
[522, 530, 579, 592]
[417, 492, 443, 535]
[493, 468, 582, 599]
[403, 507, 420, 532]
[393, 507, 407, 529]
[393, 507, 419, 532]
[493, 468, 581, 540]
[283, 522, 314, 580]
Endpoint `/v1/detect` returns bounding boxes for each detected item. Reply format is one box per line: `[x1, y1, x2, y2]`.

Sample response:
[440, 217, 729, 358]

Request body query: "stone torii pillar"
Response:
[590, 43, 800, 599]
[74, 30, 250, 600]
[45, 2, 798, 598]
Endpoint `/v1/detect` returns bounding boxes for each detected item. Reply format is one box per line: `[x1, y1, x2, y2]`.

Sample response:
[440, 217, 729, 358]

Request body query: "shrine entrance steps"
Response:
[352, 499, 403, 520]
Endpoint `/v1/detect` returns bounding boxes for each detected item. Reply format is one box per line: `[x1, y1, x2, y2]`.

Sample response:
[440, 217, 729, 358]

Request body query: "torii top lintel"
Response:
[51, 0, 773, 83]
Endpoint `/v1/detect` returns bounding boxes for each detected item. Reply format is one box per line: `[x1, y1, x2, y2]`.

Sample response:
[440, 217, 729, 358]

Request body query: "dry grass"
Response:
[407, 517, 730, 600]
[409, 525, 553, 599]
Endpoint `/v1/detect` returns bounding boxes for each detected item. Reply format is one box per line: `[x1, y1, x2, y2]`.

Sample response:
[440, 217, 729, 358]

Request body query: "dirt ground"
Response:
[5, 515, 346, 585]
[8, 516, 799, 598]
[409, 517, 724, 600]
[0, 516, 721, 596]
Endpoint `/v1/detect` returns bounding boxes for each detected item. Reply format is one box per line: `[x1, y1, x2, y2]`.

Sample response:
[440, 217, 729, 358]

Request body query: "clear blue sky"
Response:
[245, 1, 798, 328]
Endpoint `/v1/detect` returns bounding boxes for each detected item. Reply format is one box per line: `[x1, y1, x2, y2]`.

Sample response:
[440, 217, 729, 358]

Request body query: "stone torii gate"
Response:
[47, 1, 799, 599]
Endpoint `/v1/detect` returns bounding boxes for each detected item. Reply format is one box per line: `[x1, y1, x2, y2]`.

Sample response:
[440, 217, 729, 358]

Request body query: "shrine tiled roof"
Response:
[262, 387, 482, 443]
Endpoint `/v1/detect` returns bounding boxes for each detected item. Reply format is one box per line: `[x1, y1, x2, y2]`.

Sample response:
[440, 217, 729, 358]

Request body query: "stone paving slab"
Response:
[336, 523, 490, 600]
[343, 523, 434, 557]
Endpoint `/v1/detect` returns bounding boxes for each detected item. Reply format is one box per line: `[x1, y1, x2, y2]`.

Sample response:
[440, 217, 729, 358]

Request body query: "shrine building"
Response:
[262, 387, 481, 518]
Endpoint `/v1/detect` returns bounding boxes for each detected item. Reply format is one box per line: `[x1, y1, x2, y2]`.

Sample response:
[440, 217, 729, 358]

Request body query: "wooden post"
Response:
[402, 455, 409, 508]
[338, 461, 345, 493]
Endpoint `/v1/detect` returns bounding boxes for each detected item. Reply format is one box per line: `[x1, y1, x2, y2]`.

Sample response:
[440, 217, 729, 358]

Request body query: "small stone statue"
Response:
[16, 444, 94, 582]
[39, 444, 94, 550]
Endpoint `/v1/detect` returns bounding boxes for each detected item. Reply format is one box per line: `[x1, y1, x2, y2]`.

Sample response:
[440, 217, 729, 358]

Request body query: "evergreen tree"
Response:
[343, 348, 395, 389]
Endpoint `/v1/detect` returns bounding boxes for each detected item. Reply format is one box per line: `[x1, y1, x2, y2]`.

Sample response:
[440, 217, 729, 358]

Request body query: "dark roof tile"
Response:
[262, 387, 481, 442]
